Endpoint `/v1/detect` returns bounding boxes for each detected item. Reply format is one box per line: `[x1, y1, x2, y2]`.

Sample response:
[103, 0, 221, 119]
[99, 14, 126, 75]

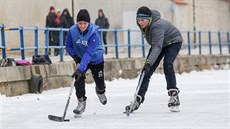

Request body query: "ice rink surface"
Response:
[1, 70, 229, 129]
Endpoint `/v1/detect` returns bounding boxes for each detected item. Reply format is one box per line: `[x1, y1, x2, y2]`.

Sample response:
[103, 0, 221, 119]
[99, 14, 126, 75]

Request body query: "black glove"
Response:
[143, 61, 151, 73]
[73, 55, 80, 64]
[71, 70, 83, 79]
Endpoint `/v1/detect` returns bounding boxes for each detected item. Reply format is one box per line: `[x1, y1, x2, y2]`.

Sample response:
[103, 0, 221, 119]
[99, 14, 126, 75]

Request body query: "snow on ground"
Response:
[1, 70, 229, 129]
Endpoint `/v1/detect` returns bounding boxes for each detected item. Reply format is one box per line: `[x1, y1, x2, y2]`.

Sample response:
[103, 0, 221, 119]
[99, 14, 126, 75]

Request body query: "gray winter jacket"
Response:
[138, 10, 183, 66]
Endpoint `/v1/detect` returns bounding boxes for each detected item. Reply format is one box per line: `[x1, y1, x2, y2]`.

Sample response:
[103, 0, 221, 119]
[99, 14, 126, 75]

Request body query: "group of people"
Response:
[46, 6, 74, 56]
[45, 6, 74, 56]
[46, 6, 109, 56]
[60, 6, 183, 116]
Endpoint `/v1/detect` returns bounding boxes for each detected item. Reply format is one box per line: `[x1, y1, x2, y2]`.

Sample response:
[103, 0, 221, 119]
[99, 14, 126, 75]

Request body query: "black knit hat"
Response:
[77, 9, 90, 23]
[136, 6, 152, 19]
[50, 6, 55, 11]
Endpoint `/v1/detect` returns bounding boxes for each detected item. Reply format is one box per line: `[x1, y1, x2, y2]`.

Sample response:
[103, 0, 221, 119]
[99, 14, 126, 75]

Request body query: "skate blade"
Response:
[169, 106, 180, 112]
[125, 111, 131, 117]
[74, 113, 82, 118]
[123, 110, 130, 115]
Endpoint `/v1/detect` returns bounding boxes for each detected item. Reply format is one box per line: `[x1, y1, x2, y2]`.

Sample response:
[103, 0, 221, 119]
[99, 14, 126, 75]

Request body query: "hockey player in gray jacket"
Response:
[126, 6, 182, 113]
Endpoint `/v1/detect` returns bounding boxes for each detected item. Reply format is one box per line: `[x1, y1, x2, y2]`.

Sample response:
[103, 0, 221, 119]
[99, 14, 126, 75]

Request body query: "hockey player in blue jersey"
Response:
[65, 9, 107, 116]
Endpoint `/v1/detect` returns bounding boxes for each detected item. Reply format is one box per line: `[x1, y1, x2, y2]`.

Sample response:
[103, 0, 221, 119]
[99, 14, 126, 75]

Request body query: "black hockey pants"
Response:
[74, 61, 106, 99]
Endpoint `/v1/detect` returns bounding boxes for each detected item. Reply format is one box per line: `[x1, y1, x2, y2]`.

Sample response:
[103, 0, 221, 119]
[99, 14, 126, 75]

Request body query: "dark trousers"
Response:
[74, 61, 106, 99]
[138, 42, 182, 102]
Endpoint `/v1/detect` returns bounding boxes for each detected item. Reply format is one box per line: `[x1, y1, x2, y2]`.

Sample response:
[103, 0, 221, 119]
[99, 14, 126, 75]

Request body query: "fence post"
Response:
[34, 26, 38, 55]
[45, 27, 49, 55]
[114, 29, 118, 59]
[141, 33, 145, 58]
[59, 28, 64, 62]
[99, 29, 105, 54]
[218, 31, 222, 55]
[127, 29, 131, 58]
[19, 26, 25, 59]
[227, 32, 230, 53]
[198, 31, 202, 55]
[1, 24, 6, 58]
[100, 29, 103, 44]
[208, 31, 212, 54]
[187, 31, 191, 55]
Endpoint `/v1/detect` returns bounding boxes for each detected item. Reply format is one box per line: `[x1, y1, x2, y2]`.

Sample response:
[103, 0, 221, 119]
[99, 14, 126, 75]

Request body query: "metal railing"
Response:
[1, 24, 230, 62]
[180, 30, 230, 55]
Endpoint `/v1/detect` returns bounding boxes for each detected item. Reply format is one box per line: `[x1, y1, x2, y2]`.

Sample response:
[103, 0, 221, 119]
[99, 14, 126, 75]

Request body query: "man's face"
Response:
[137, 18, 149, 28]
[77, 21, 89, 32]
[50, 9, 55, 13]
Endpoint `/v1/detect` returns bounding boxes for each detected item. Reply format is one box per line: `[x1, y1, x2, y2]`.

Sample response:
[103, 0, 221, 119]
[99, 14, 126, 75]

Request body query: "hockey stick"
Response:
[125, 71, 145, 116]
[48, 76, 77, 122]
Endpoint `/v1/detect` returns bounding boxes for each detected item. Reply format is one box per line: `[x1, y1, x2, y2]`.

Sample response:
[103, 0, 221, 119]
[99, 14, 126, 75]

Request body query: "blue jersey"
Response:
[66, 22, 104, 72]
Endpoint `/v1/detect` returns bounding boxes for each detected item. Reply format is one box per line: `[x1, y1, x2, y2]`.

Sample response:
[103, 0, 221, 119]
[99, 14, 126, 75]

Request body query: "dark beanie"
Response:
[77, 9, 90, 23]
[136, 6, 152, 19]
[50, 6, 55, 11]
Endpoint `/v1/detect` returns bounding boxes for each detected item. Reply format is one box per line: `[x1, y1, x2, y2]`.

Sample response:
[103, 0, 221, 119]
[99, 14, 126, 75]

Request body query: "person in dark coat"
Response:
[125, 6, 183, 113]
[60, 8, 74, 55]
[53, 9, 62, 56]
[95, 9, 109, 54]
[45, 6, 56, 55]
[61, 8, 74, 29]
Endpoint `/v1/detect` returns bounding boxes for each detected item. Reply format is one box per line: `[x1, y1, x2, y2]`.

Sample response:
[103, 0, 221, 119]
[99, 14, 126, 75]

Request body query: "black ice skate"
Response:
[168, 89, 180, 112]
[124, 95, 142, 116]
[73, 97, 86, 118]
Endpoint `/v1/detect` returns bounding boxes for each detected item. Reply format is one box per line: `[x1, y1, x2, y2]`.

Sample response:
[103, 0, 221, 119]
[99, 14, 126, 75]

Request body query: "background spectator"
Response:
[45, 6, 56, 55]
[53, 9, 62, 56]
[95, 9, 110, 54]
[60, 8, 74, 55]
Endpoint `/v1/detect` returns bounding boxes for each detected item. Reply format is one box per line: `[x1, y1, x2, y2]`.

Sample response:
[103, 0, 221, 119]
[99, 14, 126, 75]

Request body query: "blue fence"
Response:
[1, 24, 230, 61]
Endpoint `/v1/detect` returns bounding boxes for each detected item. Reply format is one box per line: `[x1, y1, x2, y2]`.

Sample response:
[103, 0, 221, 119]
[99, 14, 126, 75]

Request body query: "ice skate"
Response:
[168, 89, 180, 112]
[73, 97, 86, 117]
[124, 95, 142, 116]
[97, 93, 107, 105]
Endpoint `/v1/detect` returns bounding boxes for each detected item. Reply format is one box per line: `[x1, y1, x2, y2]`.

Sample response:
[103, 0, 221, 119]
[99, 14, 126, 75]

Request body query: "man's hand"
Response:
[143, 61, 151, 73]
[71, 70, 83, 79]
